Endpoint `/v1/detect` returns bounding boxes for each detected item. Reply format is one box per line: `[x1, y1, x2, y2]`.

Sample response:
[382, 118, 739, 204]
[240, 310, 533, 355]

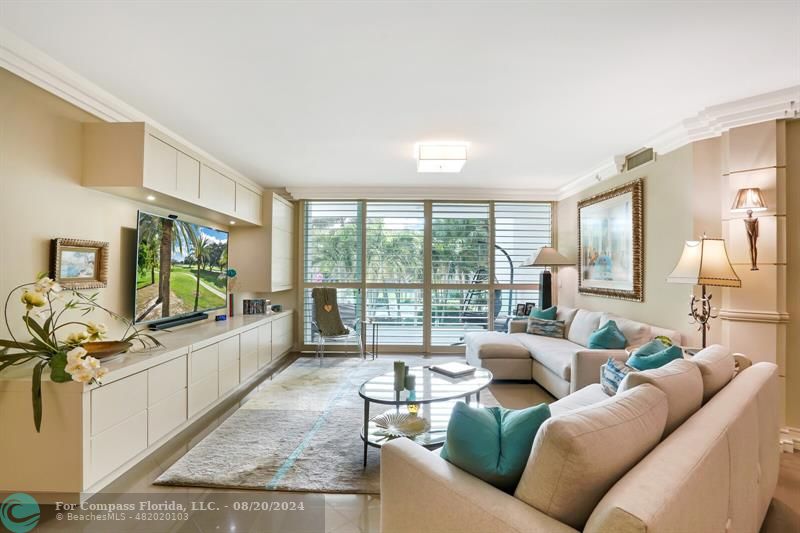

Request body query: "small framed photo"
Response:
[524, 302, 536, 316]
[515, 303, 526, 317]
[50, 238, 109, 289]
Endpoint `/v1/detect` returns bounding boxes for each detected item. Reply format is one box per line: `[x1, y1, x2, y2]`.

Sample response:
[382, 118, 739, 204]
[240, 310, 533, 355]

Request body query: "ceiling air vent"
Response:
[625, 147, 656, 171]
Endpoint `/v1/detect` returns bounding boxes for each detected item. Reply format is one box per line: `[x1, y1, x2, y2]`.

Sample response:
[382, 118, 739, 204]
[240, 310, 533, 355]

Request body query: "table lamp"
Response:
[730, 187, 767, 271]
[521, 247, 574, 311]
[666, 237, 741, 348]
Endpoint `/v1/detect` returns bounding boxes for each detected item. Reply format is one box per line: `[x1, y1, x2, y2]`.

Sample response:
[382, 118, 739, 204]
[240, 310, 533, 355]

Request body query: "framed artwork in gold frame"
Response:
[50, 238, 109, 289]
[577, 178, 644, 302]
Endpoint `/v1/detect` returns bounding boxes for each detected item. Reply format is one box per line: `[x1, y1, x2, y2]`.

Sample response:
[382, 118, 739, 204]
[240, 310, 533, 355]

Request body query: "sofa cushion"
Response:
[567, 309, 603, 347]
[588, 320, 627, 349]
[691, 344, 735, 402]
[632, 338, 670, 357]
[440, 402, 551, 493]
[651, 325, 683, 346]
[465, 332, 530, 360]
[530, 306, 557, 320]
[626, 344, 683, 371]
[618, 358, 703, 436]
[600, 313, 653, 347]
[526, 317, 565, 338]
[511, 333, 582, 380]
[549, 383, 610, 417]
[515, 384, 668, 529]
[556, 306, 579, 337]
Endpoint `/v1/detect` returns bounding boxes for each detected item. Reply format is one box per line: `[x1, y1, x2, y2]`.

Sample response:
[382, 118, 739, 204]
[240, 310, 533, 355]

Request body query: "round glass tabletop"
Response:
[358, 365, 493, 405]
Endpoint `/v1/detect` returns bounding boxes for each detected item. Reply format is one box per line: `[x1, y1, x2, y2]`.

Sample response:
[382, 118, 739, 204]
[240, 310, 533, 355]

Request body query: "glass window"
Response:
[304, 201, 362, 283]
[430, 289, 489, 346]
[494, 202, 552, 284]
[366, 202, 424, 283]
[431, 203, 490, 284]
[365, 288, 424, 345]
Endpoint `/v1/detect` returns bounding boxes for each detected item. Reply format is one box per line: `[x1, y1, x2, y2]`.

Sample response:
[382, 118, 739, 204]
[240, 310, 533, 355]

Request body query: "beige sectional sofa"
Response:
[381, 345, 780, 533]
[465, 306, 682, 398]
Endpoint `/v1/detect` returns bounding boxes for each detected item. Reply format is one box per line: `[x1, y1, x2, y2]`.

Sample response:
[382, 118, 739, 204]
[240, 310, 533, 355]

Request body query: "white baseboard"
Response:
[779, 426, 800, 453]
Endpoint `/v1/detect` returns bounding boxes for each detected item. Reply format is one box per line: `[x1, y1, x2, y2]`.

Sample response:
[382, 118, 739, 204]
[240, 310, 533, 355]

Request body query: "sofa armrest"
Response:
[381, 439, 579, 533]
[571, 349, 628, 393]
[508, 319, 528, 334]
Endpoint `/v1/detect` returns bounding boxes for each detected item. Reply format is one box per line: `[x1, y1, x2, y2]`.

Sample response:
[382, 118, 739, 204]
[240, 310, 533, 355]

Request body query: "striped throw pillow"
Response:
[601, 358, 635, 395]
[526, 317, 566, 339]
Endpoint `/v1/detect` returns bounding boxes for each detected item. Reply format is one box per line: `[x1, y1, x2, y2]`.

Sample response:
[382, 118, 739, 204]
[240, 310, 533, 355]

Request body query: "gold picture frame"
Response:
[50, 238, 109, 289]
[577, 178, 644, 302]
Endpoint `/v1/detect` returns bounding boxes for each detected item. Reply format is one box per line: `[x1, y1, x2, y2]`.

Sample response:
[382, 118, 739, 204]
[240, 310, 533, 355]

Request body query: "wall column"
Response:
[719, 120, 788, 424]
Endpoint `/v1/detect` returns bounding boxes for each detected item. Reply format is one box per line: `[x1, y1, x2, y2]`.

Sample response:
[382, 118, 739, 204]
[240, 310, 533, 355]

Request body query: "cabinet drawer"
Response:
[188, 371, 218, 417]
[240, 351, 258, 381]
[148, 355, 187, 406]
[240, 328, 258, 356]
[219, 364, 239, 396]
[91, 371, 148, 436]
[274, 315, 293, 339]
[148, 389, 187, 446]
[200, 164, 236, 214]
[190, 343, 219, 383]
[219, 335, 240, 370]
[91, 410, 148, 482]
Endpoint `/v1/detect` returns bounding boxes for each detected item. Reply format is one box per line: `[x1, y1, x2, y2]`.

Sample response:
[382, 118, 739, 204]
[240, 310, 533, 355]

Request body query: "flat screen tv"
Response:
[134, 211, 229, 325]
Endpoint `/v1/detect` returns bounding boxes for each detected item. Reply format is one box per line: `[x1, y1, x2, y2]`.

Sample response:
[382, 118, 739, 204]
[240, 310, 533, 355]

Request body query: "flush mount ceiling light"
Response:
[416, 143, 468, 173]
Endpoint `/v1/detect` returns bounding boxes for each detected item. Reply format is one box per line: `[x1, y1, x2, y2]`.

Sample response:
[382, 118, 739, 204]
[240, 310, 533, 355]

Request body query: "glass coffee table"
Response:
[358, 365, 493, 466]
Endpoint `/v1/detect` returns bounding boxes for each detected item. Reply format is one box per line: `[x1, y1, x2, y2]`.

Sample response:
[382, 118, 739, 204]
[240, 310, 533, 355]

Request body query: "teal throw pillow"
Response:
[627, 344, 683, 371]
[587, 320, 627, 349]
[526, 317, 565, 338]
[440, 402, 551, 493]
[530, 306, 557, 320]
[633, 338, 670, 357]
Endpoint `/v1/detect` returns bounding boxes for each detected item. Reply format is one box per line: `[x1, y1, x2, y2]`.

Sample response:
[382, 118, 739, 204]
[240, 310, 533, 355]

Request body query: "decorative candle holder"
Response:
[393, 361, 406, 391]
[404, 373, 416, 391]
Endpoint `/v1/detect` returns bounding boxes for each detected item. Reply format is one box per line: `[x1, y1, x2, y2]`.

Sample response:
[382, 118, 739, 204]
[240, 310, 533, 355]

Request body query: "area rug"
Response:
[154, 355, 499, 494]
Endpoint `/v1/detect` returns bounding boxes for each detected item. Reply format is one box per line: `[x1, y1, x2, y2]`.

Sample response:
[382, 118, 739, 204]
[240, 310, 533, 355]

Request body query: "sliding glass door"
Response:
[301, 200, 552, 352]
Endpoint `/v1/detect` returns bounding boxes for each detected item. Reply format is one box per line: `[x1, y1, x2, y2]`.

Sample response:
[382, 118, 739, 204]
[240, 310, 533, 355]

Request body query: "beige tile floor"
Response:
[54, 353, 800, 533]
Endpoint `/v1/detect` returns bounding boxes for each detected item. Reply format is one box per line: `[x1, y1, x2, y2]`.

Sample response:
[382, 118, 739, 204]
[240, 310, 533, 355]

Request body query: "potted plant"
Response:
[0, 274, 162, 432]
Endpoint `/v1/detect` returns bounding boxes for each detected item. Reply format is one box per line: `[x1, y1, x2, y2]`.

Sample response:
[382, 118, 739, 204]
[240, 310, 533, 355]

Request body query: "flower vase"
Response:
[229, 293, 235, 317]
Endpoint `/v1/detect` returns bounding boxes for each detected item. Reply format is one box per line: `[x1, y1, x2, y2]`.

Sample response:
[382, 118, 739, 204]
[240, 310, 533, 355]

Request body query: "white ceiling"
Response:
[1, 1, 799, 192]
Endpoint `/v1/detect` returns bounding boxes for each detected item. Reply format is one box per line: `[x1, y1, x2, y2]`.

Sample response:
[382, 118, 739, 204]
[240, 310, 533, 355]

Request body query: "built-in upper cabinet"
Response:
[82, 122, 262, 226]
[229, 192, 296, 293]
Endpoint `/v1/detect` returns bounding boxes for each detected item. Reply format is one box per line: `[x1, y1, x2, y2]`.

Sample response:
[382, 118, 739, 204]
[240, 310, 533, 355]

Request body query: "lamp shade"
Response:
[666, 238, 741, 288]
[731, 188, 767, 212]
[521, 247, 574, 267]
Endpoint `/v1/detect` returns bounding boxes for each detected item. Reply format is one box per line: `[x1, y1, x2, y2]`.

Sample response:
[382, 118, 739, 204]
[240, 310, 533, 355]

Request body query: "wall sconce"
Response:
[731, 187, 767, 271]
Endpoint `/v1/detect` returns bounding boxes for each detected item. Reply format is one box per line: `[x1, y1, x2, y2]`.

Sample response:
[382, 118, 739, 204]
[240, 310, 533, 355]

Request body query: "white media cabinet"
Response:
[0, 311, 293, 500]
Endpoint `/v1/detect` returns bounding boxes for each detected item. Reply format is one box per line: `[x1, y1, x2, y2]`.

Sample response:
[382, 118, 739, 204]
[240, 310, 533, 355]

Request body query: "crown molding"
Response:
[0, 27, 260, 190]
[557, 85, 800, 201]
[3, 27, 798, 202]
[285, 186, 558, 201]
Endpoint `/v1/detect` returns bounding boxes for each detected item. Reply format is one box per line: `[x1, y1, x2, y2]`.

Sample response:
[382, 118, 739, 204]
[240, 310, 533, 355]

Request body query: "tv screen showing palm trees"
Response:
[135, 211, 229, 324]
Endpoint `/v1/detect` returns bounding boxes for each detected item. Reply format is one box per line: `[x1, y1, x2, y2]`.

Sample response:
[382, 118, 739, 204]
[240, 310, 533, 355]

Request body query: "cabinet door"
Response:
[271, 196, 295, 291]
[190, 343, 219, 383]
[235, 184, 262, 224]
[258, 323, 272, 368]
[148, 389, 187, 446]
[176, 151, 200, 201]
[144, 135, 177, 193]
[200, 164, 236, 214]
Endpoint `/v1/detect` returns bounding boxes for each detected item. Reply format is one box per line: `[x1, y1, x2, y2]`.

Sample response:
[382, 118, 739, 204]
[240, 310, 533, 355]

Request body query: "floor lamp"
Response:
[521, 247, 575, 311]
[666, 237, 741, 348]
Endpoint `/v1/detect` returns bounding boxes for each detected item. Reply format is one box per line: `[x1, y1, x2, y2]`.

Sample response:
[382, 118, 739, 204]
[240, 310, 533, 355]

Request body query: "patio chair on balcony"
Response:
[311, 287, 364, 366]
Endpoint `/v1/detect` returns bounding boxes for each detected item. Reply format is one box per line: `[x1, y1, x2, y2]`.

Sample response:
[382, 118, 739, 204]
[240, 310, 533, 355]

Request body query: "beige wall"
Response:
[556, 143, 712, 343]
[0, 68, 293, 340]
[786, 119, 800, 429]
